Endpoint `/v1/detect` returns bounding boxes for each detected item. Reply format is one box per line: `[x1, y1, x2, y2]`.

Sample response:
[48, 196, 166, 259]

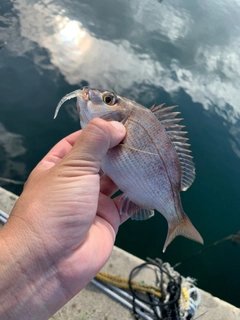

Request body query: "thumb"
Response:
[62, 118, 126, 174]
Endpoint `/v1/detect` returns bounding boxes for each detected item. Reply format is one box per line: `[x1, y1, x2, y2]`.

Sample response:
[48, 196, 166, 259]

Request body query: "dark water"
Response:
[1, 0, 240, 307]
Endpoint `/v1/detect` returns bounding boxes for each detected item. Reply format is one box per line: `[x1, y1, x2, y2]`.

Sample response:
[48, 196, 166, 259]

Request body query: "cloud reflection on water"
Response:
[7, 0, 240, 157]
[132, 0, 193, 42]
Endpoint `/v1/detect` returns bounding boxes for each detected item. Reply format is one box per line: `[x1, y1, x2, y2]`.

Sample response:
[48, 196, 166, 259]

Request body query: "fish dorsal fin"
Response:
[120, 194, 155, 220]
[150, 103, 195, 191]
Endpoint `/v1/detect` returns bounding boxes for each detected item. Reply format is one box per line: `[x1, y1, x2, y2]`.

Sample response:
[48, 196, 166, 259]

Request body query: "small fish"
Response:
[54, 88, 203, 252]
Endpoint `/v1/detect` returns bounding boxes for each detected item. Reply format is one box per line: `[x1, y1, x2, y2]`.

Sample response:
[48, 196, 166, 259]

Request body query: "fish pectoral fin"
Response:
[119, 144, 158, 156]
[163, 214, 203, 252]
[120, 194, 154, 220]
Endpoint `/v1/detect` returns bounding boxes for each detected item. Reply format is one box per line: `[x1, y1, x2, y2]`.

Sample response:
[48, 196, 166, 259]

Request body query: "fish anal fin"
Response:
[120, 194, 154, 220]
[163, 215, 203, 252]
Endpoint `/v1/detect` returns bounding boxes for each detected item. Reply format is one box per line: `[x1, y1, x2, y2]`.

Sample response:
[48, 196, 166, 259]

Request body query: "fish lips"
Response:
[82, 87, 104, 105]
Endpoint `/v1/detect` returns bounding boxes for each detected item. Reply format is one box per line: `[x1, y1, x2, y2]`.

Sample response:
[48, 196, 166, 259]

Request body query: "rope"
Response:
[95, 271, 161, 298]
[95, 258, 201, 320]
[128, 258, 182, 320]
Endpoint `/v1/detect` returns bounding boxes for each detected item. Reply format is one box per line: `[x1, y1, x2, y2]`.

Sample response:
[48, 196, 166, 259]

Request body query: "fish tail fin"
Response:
[163, 214, 203, 252]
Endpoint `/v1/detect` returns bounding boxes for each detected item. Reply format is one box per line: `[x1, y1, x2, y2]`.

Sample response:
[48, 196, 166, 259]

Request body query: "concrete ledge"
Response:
[0, 187, 18, 215]
[1, 187, 240, 319]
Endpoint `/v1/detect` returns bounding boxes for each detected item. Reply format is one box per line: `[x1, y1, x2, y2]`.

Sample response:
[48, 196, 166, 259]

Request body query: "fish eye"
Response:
[102, 92, 116, 106]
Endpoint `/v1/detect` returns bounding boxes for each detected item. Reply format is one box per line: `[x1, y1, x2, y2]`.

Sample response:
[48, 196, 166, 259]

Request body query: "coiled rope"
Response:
[95, 258, 201, 320]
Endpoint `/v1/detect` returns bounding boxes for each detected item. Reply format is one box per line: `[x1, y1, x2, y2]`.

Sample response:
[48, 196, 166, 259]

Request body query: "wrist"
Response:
[0, 216, 64, 320]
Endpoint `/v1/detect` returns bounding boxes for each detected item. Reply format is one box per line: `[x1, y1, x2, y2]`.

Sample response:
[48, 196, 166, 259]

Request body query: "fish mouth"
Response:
[82, 87, 90, 101]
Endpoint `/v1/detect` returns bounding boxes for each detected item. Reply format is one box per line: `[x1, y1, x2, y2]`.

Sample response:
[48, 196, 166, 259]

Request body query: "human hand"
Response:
[0, 118, 126, 320]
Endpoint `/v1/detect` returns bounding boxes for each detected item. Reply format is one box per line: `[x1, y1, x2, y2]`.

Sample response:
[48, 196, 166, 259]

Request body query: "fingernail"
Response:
[110, 121, 126, 134]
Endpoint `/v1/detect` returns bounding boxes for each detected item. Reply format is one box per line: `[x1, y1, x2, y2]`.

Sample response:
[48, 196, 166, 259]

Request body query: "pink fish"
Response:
[54, 88, 203, 252]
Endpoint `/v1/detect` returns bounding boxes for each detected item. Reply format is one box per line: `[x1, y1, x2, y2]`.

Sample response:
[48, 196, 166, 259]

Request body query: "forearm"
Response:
[0, 219, 65, 320]
[0, 207, 105, 320]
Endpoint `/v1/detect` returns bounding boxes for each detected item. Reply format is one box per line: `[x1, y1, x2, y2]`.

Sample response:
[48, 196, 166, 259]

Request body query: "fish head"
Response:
[54, 87, 134, 128]
[77, 87, 132, 128]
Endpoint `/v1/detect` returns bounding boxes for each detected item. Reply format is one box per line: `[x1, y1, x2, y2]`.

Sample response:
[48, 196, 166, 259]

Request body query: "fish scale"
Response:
[54, 88, 203, 252]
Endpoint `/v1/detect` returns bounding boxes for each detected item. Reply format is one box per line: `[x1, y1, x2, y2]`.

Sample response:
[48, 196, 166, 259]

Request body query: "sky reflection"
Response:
[9, 0, 240, 120]
[4, 0, 240, 162]
[5, 0, 240, 158]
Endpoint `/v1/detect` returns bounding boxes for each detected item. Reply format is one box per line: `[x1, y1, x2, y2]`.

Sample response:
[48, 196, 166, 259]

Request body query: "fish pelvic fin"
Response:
[120, 194, 154, 220]
[131, 208, 155, 221]
[163, 215, 203, 252]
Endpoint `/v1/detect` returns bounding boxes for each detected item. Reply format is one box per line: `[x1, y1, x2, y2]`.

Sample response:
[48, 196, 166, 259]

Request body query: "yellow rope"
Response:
[181, 287, 189, 311]
[95, 271, 162, 298]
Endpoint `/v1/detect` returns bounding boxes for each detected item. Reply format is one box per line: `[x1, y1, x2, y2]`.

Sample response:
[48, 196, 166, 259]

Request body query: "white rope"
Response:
[0, 209, 9, 224]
